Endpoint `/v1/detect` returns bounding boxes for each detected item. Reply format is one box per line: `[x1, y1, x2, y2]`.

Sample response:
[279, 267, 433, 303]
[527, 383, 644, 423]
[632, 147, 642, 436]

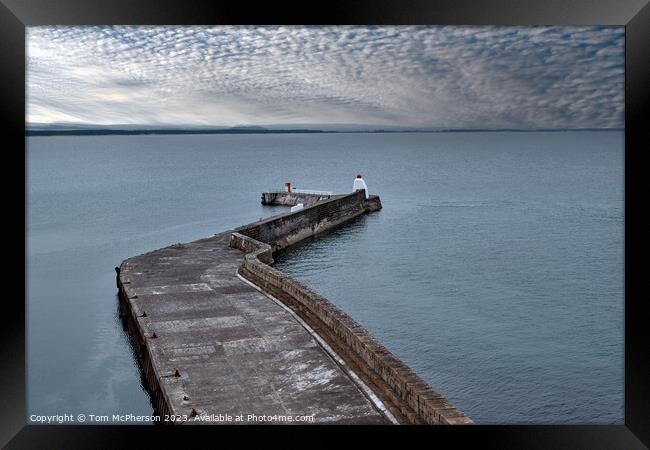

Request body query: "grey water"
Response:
[27, 131, 623, 424]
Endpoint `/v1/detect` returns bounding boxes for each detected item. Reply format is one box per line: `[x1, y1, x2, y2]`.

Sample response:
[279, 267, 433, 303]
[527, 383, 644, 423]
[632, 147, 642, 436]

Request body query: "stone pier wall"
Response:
[237, 191, 380, 251]
[230, 191, 473, 425]
[261, 191, 332, 207]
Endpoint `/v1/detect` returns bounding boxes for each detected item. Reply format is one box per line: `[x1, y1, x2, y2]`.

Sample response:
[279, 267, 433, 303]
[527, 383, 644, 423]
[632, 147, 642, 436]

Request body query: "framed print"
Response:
[2, 0, 648, 447]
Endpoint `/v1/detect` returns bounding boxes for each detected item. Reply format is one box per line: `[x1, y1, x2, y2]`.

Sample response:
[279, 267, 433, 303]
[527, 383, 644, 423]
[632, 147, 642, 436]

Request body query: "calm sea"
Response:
[27, 131, 623, 424]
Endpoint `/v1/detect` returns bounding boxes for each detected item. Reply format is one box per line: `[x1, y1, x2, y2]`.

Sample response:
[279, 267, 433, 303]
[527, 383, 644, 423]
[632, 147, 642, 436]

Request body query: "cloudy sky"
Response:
[27, 26, 624, 129]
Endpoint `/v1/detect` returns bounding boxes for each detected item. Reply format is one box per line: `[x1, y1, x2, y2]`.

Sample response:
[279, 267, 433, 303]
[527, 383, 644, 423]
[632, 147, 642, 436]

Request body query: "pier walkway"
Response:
[118, 190, 472, 425]
[118, 230, 387, 424]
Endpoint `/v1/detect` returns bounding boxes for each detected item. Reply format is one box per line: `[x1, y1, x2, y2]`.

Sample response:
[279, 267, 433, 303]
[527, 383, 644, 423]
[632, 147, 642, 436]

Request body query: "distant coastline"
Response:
[26, 126, 623, 137]
[27, 128, 326, 136]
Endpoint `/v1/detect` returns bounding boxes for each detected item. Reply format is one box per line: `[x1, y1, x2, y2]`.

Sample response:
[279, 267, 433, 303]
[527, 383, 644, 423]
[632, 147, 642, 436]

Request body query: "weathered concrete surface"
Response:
[118, 189, 470, 425]
[118, 231, 387, 424]
[242, 191, 381, 251]
[261, 191, 333, 207]
[231, 192, 473, 425]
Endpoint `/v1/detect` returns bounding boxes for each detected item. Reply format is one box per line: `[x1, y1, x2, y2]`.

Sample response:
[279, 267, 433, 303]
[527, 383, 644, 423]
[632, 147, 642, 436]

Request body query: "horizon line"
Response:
[26, 124, 624, 133]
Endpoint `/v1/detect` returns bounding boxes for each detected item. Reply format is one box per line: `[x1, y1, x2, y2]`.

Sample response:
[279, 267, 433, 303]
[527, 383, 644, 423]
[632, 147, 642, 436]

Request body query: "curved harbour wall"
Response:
[116, 189, 471, 424]
[230, 191, 472, 425]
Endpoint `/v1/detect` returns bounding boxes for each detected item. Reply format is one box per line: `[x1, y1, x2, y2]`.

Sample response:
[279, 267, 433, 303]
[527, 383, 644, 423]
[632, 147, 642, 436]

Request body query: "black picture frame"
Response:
[3, 0, 648, 447]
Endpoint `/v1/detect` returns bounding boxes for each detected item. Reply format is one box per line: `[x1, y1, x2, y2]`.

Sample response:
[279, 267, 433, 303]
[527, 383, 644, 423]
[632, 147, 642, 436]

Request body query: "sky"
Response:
[27, 26, 624, 129]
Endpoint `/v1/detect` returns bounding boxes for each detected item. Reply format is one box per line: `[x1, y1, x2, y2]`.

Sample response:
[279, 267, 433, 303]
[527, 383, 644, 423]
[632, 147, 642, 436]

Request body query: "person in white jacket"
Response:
[353, 174, 369, 199]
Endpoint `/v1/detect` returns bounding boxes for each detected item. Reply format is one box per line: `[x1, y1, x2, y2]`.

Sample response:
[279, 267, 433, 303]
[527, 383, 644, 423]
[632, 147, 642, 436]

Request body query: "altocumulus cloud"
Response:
[27, 25, 624, 129]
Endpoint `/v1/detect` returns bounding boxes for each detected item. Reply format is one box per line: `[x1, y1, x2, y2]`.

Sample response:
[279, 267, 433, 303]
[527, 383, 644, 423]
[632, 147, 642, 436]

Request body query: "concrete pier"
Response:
[261, 191, 332, 207]
[117, 190, 472, 425]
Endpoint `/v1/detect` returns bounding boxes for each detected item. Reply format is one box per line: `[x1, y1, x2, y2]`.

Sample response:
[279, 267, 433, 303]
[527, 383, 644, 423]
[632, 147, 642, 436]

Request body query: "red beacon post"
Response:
[284, 181, 292, 193]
